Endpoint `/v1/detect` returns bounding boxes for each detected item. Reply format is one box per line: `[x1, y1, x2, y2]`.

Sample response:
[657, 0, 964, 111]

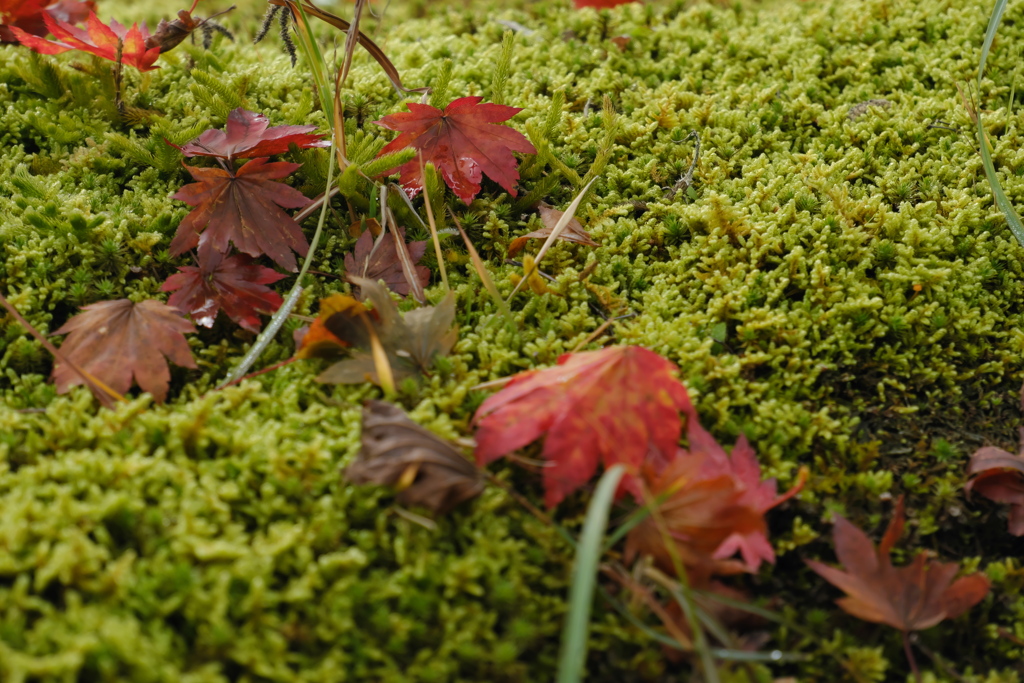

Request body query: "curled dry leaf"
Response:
[299, 277, 456, 386]
[52, 299, 196, 404]
[473, 346, 694, 507]
[966, 446, 1024, 536]
[344, 226, 429, 299]
[11, 11, 161, 71]
[507, 202, 599, 256]
[170, 157, 311, 272]
[161, 250, 286, 333]
[345, 400, 484, 514]
[374, 96, 536, 204]
[805, 497, 990, 632]
[169, 107, 329, 161]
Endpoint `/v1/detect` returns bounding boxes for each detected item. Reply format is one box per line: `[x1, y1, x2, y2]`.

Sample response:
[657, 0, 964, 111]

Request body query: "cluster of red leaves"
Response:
[806, 497, 989, 634]
[11, 10, 161, 71]
[374, 96, 536, 205]
[0, 0, 92, 42]
[47, 109, 328, 403]
[472, 345, 802, 582]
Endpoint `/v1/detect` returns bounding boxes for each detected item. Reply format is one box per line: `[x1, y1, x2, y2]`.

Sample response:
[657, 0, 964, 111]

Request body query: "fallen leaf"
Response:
[374, 96, 536, 204]
[344, 226, 429, 299]
[625, 448, 769, 586]
[169, 107, 329, 161]
[169, 157, 311, 272]
[507, 202, 599, 256]
[0, 0, 93, 42]
[293, 294, 363, 360]
[805, 497, 990, 632]
[307, 277, 457, 386]
[11, 10, 161, 71]
[52, 299, 196, 403]
[966, 446, 1024, 536]
[160, 250, 286, 333]
[472, 346, 695, 507]
[345, 400, 484, 514]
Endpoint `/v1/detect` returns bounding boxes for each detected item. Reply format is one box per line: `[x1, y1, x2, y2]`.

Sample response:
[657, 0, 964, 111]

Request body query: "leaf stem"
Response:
[903, 631, 922, 683]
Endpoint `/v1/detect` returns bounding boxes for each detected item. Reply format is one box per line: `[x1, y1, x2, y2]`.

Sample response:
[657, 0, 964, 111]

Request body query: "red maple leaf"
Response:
[11, 10, 161, 71]
[805, 497, 990, 632]
[168, 107, 330, 161]
[170, 157, 311, 272]
[344, 226, 429, 299]
[374, 96, 536, 205]
[473, 346, 694, 507]
[0, 0, 93, 42]
[160, 250, 286, 333]
[52, 299, 196, 404]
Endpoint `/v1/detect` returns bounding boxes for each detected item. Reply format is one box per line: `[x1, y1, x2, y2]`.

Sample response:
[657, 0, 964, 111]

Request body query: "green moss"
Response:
[2, 0, 1024, 679]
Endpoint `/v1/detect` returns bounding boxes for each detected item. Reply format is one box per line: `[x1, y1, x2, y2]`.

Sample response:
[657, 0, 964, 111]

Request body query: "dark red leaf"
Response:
[52, 299, 196, 403]
[161, 250, 286, 333]
[966, 446, 1024, 536]
[374, 96, 536, 204]
[170, 157, 311, 272]
[169, 107, 329, 161]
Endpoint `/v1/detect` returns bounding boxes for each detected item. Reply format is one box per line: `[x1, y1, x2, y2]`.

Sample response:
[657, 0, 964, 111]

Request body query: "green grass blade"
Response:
[977, 0, 1024, 246]
[556, 464, 626, 683]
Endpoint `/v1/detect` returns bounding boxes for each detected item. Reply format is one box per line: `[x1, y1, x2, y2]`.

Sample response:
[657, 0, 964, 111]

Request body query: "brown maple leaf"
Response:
[507, 202, 599, 256]
[160, 250, 286, 333]
[344, 226, 429, 299]
[52, 299, 196, 403]
[374, 96, 536, 204]
[169, 157, 311, 272]
[966, 446, 1024, 536]
[472, 346, 695, 507]
[168, 107, 329, 161]
[345, 400, 484, 514]
[302, 277, 457, 386]
[625, 449, 769, 586]
[805, 497, 990, 632]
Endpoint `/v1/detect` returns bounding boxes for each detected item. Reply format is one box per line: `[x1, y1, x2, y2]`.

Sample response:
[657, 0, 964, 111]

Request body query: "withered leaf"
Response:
[805, 497, 990, 632]
[966, 446, 1024, 536]
[169, 157, 311, 272]
[306, 277, 457, 386]
[345, 400, 484, 514]
[344, 226, 429, 299]
[52, 298, 196, 404]
[507, 202, 599, 257]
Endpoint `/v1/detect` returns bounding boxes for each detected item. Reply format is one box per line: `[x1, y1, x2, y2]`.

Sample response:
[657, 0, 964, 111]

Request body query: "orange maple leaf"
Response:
[805, 497, 990, 632]
[472, 346, 694, 507]
[11, 10, 161, 71]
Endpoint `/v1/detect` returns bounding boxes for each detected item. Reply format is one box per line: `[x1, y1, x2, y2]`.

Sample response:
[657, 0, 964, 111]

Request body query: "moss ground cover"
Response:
[2, 0, 1024, 679]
